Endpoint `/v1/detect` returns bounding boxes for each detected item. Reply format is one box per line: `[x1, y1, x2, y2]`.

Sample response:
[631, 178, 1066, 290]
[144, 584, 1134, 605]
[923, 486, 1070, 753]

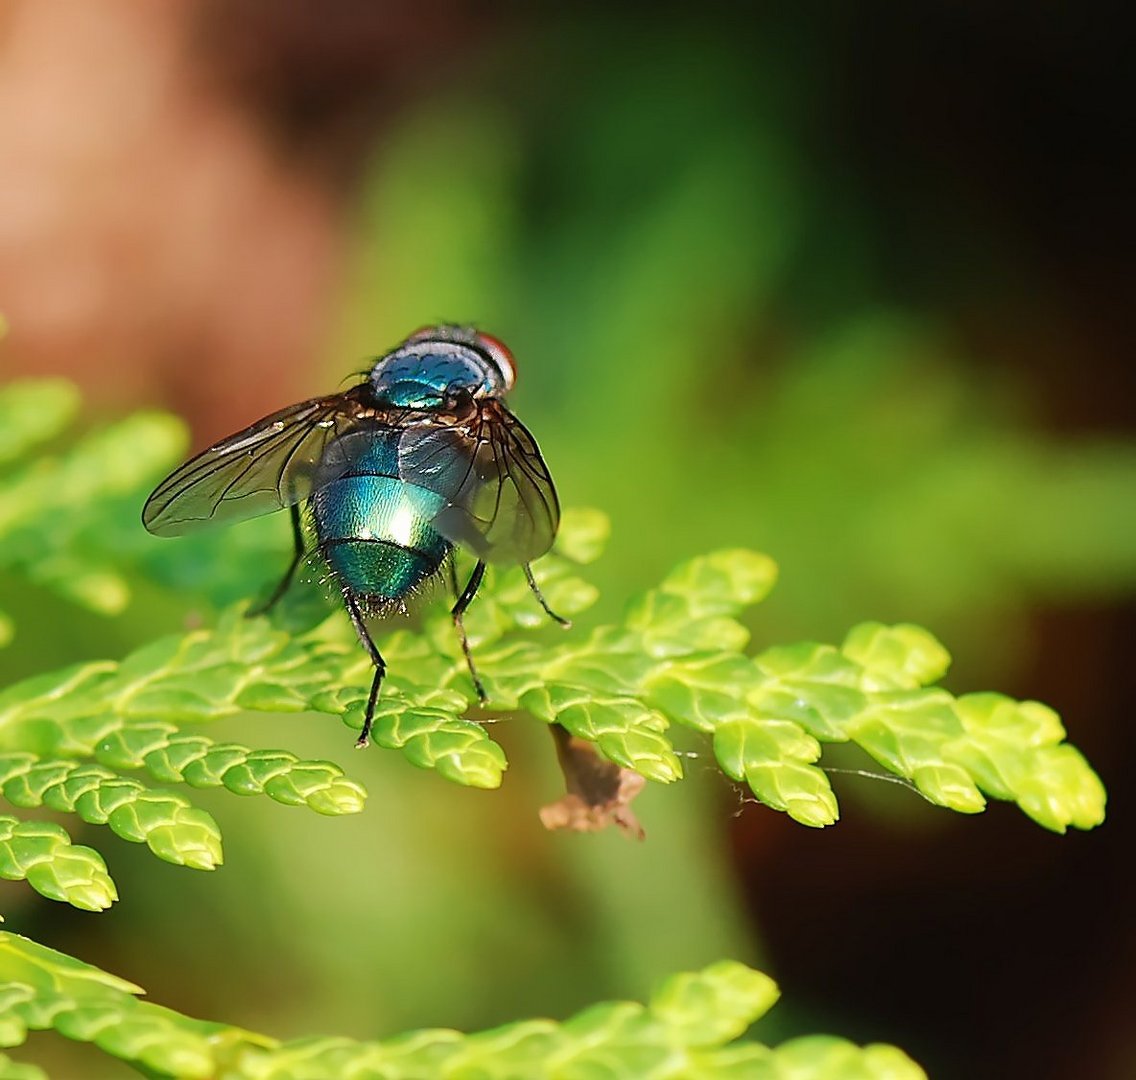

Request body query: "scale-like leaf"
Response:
[0, 755, 221, 870]
[92, 723, 364, 814]
[0, 816, 116, 911]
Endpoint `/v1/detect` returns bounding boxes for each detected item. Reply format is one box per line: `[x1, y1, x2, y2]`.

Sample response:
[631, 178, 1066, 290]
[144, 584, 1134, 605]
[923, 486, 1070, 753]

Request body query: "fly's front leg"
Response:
[343, 591, 386, 748]
[524, 563, 571, 628]
[248, 504, 305, 617]
[452, 560, 488, 704]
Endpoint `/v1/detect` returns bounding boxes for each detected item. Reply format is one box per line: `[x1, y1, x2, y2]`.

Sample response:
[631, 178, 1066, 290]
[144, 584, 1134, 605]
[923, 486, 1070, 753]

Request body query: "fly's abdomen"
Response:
[312, 429, 450, 601]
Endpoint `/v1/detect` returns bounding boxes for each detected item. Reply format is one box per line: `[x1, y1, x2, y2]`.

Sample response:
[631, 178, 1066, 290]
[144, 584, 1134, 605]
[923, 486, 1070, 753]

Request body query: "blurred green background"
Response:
[1, 4, 1132, 1078]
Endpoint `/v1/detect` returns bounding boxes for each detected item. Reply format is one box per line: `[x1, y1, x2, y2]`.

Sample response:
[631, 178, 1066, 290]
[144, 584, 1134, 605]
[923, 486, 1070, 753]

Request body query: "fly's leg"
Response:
[524, 563, 572, 628]
[248, 504, 305, 617]
[452, 560, 488, 705]
[343, 592, 386, 749]
[446, 557, 461, 601]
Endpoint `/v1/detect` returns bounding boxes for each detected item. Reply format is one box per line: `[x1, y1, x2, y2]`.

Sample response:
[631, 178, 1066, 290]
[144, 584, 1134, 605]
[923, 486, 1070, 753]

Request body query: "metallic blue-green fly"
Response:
[142, 325, 567, 747]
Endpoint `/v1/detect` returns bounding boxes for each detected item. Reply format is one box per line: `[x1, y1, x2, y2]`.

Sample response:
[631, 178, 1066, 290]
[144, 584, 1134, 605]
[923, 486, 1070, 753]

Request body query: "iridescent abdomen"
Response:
[311, 427, 450, 602]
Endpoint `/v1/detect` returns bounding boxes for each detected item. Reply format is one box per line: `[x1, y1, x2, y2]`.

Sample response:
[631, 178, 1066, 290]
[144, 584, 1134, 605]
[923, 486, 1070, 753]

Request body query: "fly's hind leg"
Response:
[452, 560, 488, 705]
[343, 592, 387, 749]
[524, 563, 572, 628]
[248, 504, 305, 617]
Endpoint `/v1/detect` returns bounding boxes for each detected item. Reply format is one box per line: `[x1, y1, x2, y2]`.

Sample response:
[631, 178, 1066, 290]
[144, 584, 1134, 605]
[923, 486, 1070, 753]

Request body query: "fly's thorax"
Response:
[369, 338, 508, 408]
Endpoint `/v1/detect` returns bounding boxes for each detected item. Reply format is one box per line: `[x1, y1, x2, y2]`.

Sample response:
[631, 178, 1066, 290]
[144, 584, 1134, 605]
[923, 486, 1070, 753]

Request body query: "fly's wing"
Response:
[398, 399, 559, 565]
[142, 390, 375, 536]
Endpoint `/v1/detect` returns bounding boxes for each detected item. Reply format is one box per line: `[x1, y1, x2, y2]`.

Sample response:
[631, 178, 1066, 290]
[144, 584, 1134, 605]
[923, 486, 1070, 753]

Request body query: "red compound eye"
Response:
[475, 331, 517, 390]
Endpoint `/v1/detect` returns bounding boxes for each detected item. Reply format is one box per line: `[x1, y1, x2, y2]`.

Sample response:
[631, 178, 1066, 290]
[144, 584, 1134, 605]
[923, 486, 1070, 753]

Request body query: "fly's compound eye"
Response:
[475, 332, 517, 391]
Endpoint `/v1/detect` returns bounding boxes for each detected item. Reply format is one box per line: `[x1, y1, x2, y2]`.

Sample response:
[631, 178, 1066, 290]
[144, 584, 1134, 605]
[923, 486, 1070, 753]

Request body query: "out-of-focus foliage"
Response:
[0, 379, 183, 622]
[0, 931, 926, 1080]
[0, 383, 296, 645]
[0, 389, 1104, 923]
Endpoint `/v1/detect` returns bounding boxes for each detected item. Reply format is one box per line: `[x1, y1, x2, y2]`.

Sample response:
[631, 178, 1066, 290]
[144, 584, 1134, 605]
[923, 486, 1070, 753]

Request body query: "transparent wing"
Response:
[142, 389, 375, 536]
[398, 399, 560, 565]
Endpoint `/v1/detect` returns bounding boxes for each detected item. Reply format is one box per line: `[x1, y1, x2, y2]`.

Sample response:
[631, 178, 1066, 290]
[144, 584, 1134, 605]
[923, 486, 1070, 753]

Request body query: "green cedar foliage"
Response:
[0, 381, 1107, 1077]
